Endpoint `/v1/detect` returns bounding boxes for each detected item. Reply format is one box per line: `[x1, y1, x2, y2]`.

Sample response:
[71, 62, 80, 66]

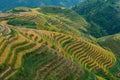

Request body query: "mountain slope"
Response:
[0, 0, 82, 11]
[0, 19, 119, 79]
[97, 33, 120, 57]
[4, 7, 94, 40]
[0, 23, 86, 80]
[73, 0, 120, 37]
[0, 6, 120, 80]
[97, 33, 120, 78]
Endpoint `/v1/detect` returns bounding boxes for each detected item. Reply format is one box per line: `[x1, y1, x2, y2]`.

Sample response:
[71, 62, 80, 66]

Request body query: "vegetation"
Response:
[7, 19, 36, 26]
[6, 7, 93, 40]
[97, 33, 120, 79]
[0, 21, 119, 79]
[0, 0, 82, 12]
[0, 6, 120, 80]
[86, 21, 108, 38]
[8, 7, 31, 13]
[73, 0, 120, 37]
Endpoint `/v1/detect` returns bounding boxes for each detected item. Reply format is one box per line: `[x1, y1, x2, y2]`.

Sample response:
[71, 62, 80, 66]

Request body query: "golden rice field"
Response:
[0, 7, 119, 80]
[0, 23, 119, 80]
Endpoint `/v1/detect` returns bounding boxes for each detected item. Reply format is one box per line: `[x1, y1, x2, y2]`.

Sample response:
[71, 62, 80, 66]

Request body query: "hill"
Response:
[97, 33, 120, 79]
[0, 7, 120, 80]
[73, 0, 120, 37]
[97, 33, 120, 56]
[0, 0, 82, 12]
[0, 17, 119, 80]
[97, 33, 120, 62]
[0, 26, 85, 80]
[3, 7, 94, 40]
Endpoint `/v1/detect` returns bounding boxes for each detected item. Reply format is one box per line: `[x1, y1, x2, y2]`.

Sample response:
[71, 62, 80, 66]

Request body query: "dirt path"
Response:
[4, 70, 17, 80]
[0, 67, 11, 79]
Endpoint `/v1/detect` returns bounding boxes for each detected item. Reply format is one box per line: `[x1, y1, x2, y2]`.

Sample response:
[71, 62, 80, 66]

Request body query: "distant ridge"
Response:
[0, 0, 82, 11]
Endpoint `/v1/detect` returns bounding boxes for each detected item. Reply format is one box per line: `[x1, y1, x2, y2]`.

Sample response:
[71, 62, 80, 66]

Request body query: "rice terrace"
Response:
[0, 0, 120, 80]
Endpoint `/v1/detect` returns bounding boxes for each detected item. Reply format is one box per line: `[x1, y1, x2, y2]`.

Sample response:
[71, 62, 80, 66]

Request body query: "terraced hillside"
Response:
[97, 34, 120, 57]
[97, 34, 120, 78]
[5, 7, 94, 40]
[0, 21, 119, 80]
[0, 24, 86, 80]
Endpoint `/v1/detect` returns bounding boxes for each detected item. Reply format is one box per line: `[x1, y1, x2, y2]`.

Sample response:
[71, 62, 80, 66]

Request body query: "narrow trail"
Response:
[0, 67, 11, 79]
